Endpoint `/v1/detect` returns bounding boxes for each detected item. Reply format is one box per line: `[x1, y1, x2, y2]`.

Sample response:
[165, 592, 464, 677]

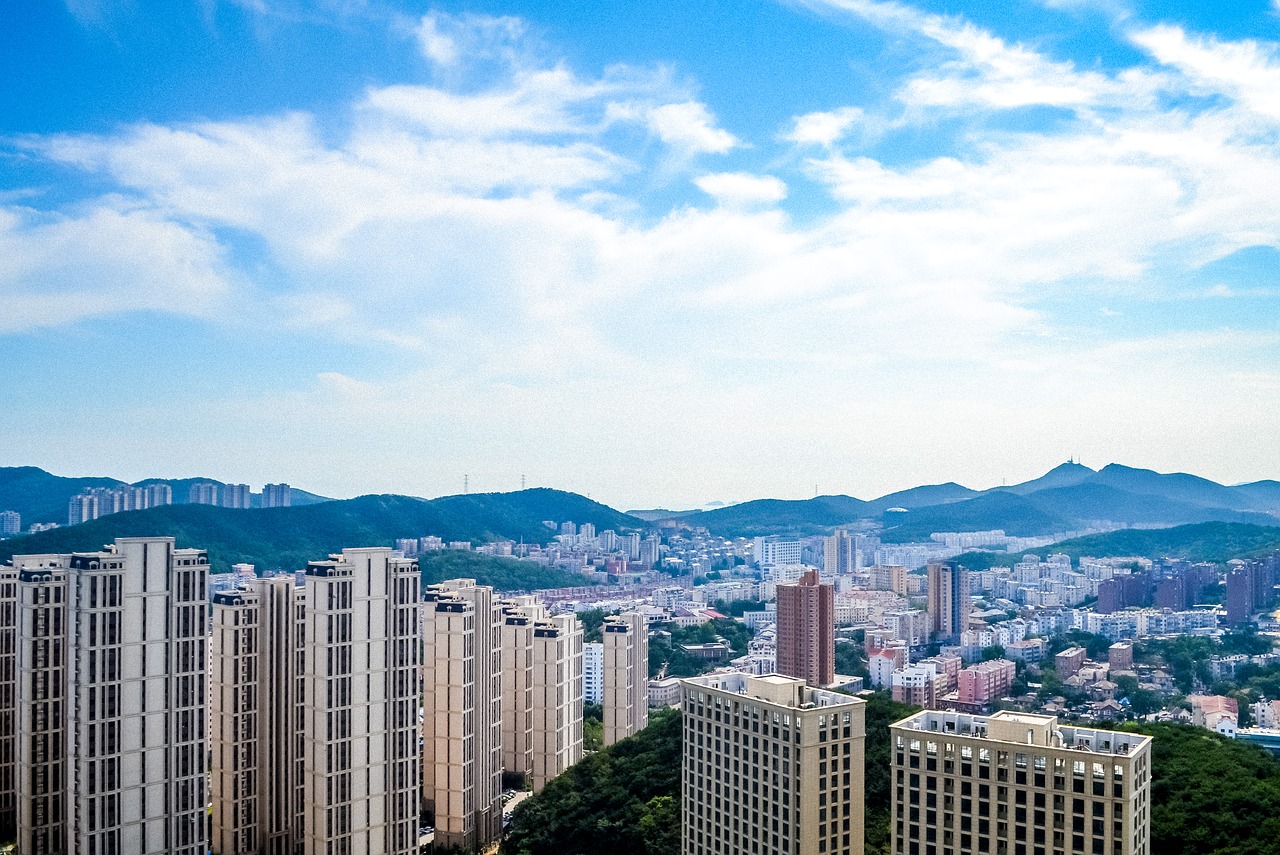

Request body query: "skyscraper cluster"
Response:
[67, 483, 173, 524]
[0, 538, 650, 855]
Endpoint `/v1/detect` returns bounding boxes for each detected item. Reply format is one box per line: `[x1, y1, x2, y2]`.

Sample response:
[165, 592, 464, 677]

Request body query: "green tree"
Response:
[576, 608, 610, 644]
[583, 703, 603, 752]
[501, 709, 682, 855]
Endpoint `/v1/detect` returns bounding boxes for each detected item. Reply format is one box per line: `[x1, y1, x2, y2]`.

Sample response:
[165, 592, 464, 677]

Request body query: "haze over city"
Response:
[3, 0, 1279, 509]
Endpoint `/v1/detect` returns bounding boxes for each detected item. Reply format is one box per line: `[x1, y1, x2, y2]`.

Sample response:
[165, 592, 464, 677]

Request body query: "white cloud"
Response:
[0, 204, 233, 332]
[694, 172, 787, 206]
[415, 10, 528, 69]
[797, 0, 1123, 110]
[645, 102, 739, 154]
[786, 107, 864, 146]
[1130, 24, 1280, 120]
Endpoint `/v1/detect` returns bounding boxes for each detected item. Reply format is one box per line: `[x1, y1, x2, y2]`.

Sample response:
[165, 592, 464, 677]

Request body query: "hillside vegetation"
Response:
[0, 489, 642, 575]
[502, 707, 682, 855]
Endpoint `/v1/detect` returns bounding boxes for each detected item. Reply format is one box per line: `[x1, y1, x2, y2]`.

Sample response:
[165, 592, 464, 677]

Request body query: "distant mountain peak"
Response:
[1048, 460, 1096, 474]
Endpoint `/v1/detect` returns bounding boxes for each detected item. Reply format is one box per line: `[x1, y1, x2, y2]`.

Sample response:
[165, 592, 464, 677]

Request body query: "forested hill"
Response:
[0, 489, 644, 574]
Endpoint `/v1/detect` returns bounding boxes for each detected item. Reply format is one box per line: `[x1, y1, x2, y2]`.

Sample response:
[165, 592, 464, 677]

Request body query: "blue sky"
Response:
[2, 0, 1279, 509]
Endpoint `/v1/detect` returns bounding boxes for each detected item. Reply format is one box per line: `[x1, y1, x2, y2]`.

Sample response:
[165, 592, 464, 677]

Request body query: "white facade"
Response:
[583, 642, 604, 705]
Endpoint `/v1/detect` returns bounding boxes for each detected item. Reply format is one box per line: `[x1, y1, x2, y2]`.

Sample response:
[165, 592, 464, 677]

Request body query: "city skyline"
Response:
[3, 1, 1280, 510]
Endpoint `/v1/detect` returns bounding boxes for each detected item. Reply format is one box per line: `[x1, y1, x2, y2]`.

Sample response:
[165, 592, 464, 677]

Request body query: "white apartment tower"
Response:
[210, 575, 306, 855]
[261, 483, 293, 508]
[8, 537, 208, 855]
[300, 548, 420, 855]
[422, 579, 503, 851]
[221, 484, 252, 509]
[602, 612, 648, 746]
[583, 641, 604, 705]
[682, 673, 866, 855]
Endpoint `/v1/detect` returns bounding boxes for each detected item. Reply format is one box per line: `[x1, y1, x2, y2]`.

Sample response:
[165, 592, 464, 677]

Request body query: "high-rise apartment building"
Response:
[67, 492, 99, 525]
[776, 569, 835, 687]
[422, 579, 503, 851]
[221, 483, 251, 509]
[927, 563, 970, 644]
[529, 613, 583, 790]
[681, 672, 866, 855]
[825, 530, 854, 575]
[890, 710, 1152, 855]
[0, 511, 20, 536]
[753, 537, 804, 568]
[583, 642, 604, 705]
[261, 483, 293, 508]
[6, 537, 208, 855]
[498, 595, 584, 790]
[500, 599, 538, 787]
[188, 482, 219, 506]
[602, 613, 648, 746]
[300, 547, 420, 855]
[0, 564, 15, 837]
[210, 575, 306, 855]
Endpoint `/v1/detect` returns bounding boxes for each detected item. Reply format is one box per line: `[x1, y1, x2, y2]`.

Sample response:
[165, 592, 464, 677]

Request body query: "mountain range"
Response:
[2, 463, 1279, 569]
[648, 462, 1280, 539]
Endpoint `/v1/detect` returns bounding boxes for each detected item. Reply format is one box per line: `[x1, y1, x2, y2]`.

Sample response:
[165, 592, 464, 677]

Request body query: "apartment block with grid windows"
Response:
[300, 548, 420, 855]
[889, 710, 1151, 855]
[7, 537, 208, 855]
[210, 574, 307, 855]
[602, 612, 648, 746]
[681, 672, 865, 855]
[422, 578, 504, 851]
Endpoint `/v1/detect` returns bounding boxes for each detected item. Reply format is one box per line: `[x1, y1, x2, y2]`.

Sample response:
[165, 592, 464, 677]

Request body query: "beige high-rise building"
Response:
[602, 612, 648, 746]
[681, 672, 866, 855]
[500, 599, 538, 787]
[529, 613, 583, 790]
[7, 537, 208, 855]
[210, 574, 306, 855]
[300, 547, 420, 855]
[927, 563, 970, 643]
[890, 710, 1152, 855]
[0, 563, 16, 839]
[423, 578, 503, 851]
